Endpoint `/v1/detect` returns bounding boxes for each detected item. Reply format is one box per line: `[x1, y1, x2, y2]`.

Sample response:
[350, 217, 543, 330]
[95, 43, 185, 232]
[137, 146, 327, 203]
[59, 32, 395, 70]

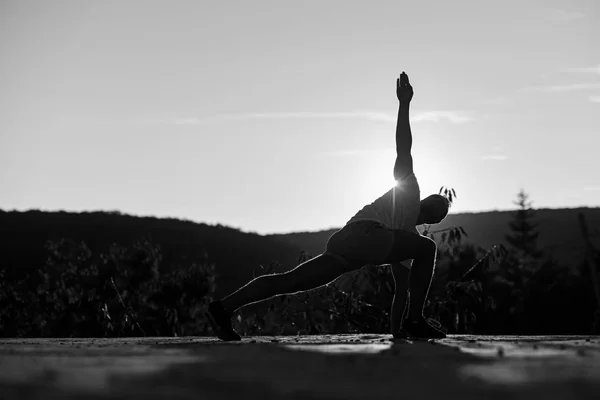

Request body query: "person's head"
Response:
[417, 194, 450, 225]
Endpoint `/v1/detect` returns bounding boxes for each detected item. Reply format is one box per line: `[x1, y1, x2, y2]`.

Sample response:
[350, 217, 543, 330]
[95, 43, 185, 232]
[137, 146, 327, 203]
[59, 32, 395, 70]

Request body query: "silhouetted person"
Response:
[207, 72, 450, 340]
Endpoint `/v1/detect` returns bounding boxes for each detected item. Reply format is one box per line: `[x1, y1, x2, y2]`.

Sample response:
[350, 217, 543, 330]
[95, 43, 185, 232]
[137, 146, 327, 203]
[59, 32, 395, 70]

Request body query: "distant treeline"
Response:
[0, 209, 300, 337]
[1, 197, 599, 337]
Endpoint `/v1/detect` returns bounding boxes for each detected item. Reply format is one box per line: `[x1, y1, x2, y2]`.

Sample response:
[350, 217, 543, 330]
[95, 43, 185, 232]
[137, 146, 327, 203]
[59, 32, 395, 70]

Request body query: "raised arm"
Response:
[394, 72, 414, 181]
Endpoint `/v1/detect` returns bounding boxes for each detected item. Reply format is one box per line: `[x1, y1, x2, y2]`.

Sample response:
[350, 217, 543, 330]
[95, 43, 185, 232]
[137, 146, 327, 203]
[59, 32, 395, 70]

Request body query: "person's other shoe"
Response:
[206, 301, 241, 341]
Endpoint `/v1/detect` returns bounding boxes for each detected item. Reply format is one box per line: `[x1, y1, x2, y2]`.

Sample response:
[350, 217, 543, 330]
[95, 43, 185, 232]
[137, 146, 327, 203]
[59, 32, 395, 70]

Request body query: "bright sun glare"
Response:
[368, 176, 399, 197]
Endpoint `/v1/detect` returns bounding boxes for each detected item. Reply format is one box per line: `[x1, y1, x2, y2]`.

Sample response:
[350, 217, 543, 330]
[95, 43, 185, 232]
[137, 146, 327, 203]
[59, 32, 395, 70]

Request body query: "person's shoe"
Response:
[206, 301, 241, 341]
[402, 316, 446, 339]
[392, 327, 411, 340]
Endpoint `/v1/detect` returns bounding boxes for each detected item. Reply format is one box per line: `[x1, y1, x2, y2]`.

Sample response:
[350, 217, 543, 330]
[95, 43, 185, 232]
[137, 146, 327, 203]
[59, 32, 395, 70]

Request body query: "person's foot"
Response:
[206, 301, 241, 341]
[402, 316, 446, 339]
[393, 327, 410, 339]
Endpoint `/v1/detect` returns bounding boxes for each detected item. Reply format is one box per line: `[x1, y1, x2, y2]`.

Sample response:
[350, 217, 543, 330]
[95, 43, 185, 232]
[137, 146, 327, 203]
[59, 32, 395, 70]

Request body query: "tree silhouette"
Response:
[505, 189, 542, 259]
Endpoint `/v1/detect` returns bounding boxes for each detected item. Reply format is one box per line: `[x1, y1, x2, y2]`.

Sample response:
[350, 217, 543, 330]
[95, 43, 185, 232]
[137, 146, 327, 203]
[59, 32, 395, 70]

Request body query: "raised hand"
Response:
[396, 71, 414, 103]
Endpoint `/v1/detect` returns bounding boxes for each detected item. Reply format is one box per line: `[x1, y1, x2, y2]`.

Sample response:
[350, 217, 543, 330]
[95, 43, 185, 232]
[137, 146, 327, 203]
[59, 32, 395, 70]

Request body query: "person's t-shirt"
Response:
[347, 172, 421, 231]
[346, 173, 421, 270]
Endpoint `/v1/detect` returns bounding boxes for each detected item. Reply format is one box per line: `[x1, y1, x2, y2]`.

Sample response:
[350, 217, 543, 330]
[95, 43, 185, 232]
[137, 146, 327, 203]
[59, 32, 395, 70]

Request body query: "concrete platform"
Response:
[1, 335, 599, 399]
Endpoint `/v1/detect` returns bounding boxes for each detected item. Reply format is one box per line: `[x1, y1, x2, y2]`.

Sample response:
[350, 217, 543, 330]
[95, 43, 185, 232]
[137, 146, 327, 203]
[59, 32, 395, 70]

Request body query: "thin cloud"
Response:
[162, 110, 474, 125]
[318, 148, 393, 158]
[520, 83, 600, 93]
[563, 65, 600, 75]
[166, 111, 395, 125]
[480, 155, 508, 161]
[583, 186, 600, 192]
[545, 8, 584, 23]
[412, 111, 473, 124]
[589, 95, 600, 103]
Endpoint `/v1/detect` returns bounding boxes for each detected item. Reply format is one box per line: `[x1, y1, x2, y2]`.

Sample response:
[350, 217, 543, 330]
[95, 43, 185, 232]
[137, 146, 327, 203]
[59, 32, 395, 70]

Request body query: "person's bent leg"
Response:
[403, 241, 445, 338]
[405, 239, 437, 320]
[384, 230, 437, 317]
[384, 230, 444, 338]
[221, 253, 351, 314]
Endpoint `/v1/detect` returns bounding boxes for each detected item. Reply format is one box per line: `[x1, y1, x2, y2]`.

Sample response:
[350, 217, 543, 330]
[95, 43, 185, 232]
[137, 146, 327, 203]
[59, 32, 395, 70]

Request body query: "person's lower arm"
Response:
[395, 72, 414, 154]
[396, 102, 412, 153]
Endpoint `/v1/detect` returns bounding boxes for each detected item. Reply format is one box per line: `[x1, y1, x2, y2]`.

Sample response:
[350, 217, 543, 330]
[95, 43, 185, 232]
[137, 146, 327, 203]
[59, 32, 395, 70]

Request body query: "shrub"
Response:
[0, 237, 215, 337]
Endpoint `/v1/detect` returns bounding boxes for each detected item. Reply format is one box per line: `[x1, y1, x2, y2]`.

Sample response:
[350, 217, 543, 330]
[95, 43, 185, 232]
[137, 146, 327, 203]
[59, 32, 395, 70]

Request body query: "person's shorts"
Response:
[325, 220, 396, 270]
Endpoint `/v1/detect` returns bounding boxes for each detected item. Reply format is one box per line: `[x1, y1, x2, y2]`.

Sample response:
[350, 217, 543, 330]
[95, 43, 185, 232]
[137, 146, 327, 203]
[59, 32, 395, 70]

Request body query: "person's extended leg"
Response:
[221, 253, 350, 313]
[208, 250, 355, 341]
[208, 221, 392, 341]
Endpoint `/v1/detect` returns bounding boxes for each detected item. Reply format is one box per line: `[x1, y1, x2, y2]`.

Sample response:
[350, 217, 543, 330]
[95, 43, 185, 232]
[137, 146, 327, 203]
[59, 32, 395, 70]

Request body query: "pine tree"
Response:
[505, 189, 541, 259]
[500, 189, 543, 333]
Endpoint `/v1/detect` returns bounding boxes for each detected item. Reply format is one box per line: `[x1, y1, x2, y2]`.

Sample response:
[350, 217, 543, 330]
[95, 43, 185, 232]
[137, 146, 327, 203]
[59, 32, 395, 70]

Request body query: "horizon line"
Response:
[2, 205, 599, 236]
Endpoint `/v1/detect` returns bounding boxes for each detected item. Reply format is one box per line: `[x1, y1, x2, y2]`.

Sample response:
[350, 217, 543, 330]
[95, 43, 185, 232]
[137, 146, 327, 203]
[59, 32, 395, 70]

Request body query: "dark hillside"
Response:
[2, 207, 598, 297]
[0, 210, 303, 296]
[1, 207, 599, 337]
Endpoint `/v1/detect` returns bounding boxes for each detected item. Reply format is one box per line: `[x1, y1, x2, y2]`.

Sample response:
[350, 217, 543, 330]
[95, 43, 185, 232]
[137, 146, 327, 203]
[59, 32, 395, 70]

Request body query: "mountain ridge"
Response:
[1, 207, 598, 299]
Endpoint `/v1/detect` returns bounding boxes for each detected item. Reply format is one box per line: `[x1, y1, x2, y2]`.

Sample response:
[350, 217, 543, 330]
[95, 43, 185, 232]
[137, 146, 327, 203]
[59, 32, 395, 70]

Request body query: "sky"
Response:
[1, 0, 599, 234]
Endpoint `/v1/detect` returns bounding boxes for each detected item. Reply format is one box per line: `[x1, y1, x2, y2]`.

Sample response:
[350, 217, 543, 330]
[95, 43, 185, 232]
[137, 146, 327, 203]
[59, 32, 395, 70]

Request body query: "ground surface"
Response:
[1, 334, 599, 399]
